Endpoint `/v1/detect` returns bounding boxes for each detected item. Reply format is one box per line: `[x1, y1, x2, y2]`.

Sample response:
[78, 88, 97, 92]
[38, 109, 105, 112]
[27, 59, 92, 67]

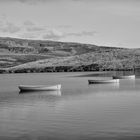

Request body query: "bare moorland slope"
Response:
[0, 37, 140, 73]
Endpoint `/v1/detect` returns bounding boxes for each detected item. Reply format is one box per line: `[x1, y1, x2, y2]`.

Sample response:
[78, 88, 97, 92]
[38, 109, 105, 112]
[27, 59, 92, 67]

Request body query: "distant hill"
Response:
[0, 37, 139, 73]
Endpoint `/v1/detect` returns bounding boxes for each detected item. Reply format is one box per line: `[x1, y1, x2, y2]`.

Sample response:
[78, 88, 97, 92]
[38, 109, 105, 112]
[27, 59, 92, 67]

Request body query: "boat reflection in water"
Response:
[19, 90, 62, 96]
[112, 75, 135, 79]
[119, 78, 136, 89]
[88, 82, 120, 90]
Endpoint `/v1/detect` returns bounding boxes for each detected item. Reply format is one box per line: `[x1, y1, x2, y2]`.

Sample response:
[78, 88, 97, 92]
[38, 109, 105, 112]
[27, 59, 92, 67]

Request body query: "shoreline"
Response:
[0, 65, 135, 74]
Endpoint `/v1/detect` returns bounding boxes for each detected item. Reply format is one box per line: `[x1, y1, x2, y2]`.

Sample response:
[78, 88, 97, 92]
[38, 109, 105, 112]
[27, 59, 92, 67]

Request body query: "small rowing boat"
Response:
[19, 90, 62, 96]
[19, 84, 61, 92]
[112, 75, 135, 79]
[88, 79, 119, 84]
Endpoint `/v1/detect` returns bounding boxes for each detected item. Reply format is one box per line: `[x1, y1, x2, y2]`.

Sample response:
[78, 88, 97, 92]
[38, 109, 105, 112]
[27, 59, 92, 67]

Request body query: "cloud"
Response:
[73, 0, 140, 2]
[57, 25, 72, 29]
[66, 31, 96, 37]
[19, 0, 59, 3]
[42, 30, 96, 40]
[0, 18, 96, 40]
[0, 0, 140, 4]
[43, 29, 64, 40]
[26, 26, 45, 32]
[18, 0, 49, 5]
[3, 20, 96, 40]
[22, 20, 45, 32]
[19, 32, 39, 39]
[23, 20, 35, 26]
[0, 0, 63, 5]
[20, 28, 63, 40]
[0, 22, 20, 33]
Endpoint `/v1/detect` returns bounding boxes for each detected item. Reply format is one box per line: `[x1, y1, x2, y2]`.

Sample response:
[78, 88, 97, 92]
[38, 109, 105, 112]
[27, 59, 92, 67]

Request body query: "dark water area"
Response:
[0, 71, 140, 140]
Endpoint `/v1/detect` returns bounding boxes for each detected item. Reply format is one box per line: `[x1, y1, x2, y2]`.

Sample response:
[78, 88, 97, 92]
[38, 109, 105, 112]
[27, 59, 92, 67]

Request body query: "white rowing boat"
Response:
[112, 75, 135, 79]
[19, 84, 61, 92]
[88, 79, 119, 84]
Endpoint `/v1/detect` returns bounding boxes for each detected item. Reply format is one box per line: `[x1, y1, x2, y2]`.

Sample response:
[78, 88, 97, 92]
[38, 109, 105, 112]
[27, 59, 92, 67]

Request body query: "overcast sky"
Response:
[0, 0, 140, 48]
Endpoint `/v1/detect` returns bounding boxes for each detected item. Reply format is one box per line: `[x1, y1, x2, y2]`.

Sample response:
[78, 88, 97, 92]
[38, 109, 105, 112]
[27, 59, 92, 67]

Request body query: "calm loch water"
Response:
[0, 71, 140, 140]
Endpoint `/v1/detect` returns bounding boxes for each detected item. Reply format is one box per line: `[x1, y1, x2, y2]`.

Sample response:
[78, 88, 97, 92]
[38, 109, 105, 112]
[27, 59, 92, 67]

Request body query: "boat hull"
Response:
[112, 75, 135, 79]
[88, 79, 119, 84]
[19, 84, 61, 92]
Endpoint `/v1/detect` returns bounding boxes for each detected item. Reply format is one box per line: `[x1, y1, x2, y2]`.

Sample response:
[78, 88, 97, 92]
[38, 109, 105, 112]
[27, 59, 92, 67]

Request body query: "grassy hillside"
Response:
[0, 37, 140, 73]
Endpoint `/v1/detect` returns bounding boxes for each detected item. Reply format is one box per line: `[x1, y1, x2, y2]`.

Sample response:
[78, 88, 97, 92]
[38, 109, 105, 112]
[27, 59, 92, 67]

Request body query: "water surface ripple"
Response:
[0, 72, 140, 140]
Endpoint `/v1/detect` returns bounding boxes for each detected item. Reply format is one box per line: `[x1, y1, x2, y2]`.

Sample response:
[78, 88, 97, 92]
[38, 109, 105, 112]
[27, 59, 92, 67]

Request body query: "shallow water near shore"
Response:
[0, 71, 140, 140]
